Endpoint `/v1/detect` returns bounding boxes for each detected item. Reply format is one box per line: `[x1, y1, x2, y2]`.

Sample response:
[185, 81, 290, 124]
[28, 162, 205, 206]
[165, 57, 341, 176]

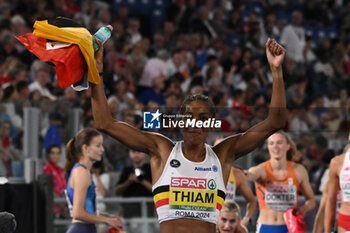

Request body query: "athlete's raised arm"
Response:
[91, 39, 173, 156]
[214, 39, 286, 163]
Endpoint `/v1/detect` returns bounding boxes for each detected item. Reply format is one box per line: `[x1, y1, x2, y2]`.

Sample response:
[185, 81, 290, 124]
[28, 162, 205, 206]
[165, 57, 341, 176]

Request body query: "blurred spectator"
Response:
[162, 21, 177, 50]
[0, 120, 21, 177]
[201, 54, 223, 81]
[115, 149, 152, 217]
[0, 32, 20, 63]
[114, 3, 130, 28]
[53, 87, 79, 124]
[127, 40, 148, 79]
[107, 96, 119, 120]
[113, 79, 136, 119]
[280, 10, 306, 69]
[226, 9, 243, 33]
[148, 33, 165, 57]
[29, 68, 56, 101]
[43, 145, 67, 217]
[166, 0, 186, 25]
[191, 6, 218, 40]
[286, 76, 307, 107]
[44, 113, 63, 152]
[105, 58, 130, 95]
[138, 50, 168, 91]
[127, 18, 142, 45]
[289, 104, 311, 134]
[138, 75, 165, 106]
[263, 11, 280, 41]
[167, 48, 188, 77]
[14, 80, 31, 116]
[292, 143, 312, 171]
[221, 104, 243, 133]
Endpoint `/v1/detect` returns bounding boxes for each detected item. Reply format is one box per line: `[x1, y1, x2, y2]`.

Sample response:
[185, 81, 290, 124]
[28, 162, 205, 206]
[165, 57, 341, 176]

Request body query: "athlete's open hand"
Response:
[266, 38, 286, 69]
[105, 216, 123, 230]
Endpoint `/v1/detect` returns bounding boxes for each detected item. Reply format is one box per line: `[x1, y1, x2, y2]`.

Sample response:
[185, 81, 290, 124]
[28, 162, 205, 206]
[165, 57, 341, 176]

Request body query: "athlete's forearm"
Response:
[324, 198, 337, 232]
[73, 209, 109, 225]
[91, 78, 116, 130]
[299, 198, 315, 216]
[268, 66, 286, 128]
[245, 200, 256, 219]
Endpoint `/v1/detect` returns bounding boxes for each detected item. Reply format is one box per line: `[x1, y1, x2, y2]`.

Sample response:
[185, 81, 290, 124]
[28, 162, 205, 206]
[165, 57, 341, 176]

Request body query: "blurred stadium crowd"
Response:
[0, 0, 350, 197]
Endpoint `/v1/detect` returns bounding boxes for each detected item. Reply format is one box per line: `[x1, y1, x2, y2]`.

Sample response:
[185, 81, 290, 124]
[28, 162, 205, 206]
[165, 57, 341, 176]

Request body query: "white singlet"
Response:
[152, 141, 226, 224]
[339, 152, 350, 202]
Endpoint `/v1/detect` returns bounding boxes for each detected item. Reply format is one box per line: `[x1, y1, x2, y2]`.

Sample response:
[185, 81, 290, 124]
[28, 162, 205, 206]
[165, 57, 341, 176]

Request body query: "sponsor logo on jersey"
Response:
[171, 177, 207, 189]
[194, 167, 211, 171]
[170, 159, 181, 168]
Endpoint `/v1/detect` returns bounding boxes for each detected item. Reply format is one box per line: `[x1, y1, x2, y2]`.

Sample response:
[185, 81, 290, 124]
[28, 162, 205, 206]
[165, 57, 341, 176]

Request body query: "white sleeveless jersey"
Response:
[152, 141, 226, 224]
[340, 152, 350, 202]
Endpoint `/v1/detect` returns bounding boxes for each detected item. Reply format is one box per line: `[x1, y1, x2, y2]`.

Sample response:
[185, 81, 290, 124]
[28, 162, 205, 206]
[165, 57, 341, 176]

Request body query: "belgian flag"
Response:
[16, 17, 99, 89]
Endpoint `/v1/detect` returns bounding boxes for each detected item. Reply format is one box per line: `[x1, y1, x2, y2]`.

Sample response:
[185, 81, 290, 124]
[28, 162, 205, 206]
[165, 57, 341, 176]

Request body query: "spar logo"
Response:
[208, 179, 216, 190]
[171, 177, 207, 189]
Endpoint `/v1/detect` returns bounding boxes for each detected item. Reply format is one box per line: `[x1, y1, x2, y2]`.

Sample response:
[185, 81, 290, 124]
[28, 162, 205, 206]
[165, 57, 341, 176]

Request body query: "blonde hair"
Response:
[221, 201, 241, 218]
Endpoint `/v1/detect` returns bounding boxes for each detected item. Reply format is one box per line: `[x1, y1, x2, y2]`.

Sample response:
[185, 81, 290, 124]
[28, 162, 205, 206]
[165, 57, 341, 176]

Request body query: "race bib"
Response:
[169, 177, 218, 220]
[225, 182, 236, 202]
[265, 184, 297, 211]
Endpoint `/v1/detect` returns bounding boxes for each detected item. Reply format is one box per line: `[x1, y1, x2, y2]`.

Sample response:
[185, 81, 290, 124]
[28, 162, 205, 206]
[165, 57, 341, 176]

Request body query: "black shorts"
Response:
[66, 222, 96, 233]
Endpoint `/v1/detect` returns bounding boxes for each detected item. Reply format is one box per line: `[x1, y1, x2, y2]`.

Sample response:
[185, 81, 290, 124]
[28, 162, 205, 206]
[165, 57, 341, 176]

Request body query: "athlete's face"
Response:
[267, 133, 290, 160]
[84, 135, 104, 161]
[182, 100, 211, 145]
[217, 212, 239, 233]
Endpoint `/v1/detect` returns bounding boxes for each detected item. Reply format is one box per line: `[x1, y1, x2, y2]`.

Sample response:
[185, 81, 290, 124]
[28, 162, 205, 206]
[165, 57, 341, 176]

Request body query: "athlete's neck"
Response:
[78, 157, 93, 170]
[182, 142, 206, 162]
[270, 158, 287, 170]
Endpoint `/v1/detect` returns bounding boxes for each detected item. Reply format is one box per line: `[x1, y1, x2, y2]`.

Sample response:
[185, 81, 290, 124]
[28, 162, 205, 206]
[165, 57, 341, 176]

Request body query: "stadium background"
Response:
[0, 0, 350, 232]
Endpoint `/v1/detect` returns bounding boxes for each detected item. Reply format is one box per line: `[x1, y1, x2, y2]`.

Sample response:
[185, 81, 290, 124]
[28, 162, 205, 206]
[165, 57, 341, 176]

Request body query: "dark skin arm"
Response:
[214, 39, 286, 167]
[91, 39, 174, 181]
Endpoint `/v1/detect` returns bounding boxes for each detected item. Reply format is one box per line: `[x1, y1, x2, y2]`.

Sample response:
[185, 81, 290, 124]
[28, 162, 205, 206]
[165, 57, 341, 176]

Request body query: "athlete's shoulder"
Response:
[330, 154, 345, 167]
[72, 165, 90, 178]
[291, 162, 307, 173]
[251, 161, 267, 170]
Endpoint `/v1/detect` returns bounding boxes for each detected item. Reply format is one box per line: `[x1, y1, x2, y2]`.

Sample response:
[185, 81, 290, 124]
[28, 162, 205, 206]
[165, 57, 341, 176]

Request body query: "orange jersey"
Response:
[256, 160, 300, 211]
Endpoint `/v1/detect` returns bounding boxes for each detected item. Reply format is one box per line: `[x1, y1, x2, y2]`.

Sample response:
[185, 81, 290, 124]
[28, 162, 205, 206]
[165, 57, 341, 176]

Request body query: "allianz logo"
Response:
[194, 167, 212, 171]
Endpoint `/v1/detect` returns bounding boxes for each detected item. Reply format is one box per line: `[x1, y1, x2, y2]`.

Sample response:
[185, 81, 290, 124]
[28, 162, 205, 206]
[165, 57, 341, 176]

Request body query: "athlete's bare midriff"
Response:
[160, 218, 216, 233]
[339, 202, 350, 215]
[257, 209, 286, 225]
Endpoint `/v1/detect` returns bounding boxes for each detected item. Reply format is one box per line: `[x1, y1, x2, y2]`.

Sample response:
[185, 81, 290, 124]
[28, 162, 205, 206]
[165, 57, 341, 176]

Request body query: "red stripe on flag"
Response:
[16, 33, 86, 89]
[155, 199, 169, 208]
[216, 203, 222, 211]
